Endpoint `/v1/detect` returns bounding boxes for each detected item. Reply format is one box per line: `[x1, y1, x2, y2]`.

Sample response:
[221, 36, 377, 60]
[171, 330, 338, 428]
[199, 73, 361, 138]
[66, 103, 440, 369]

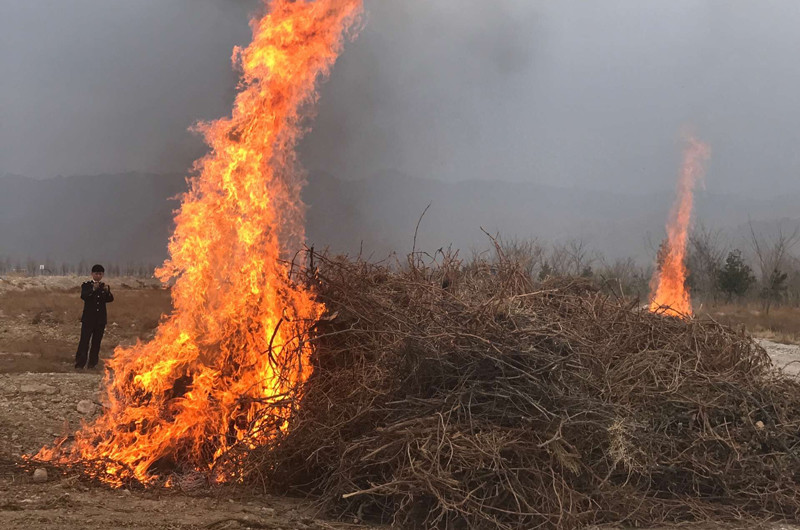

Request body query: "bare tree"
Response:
[787, 255, 800, 307]
[687, 222, 727, 303]
[596, 255, 650, 300]
[497, 236, 545, 278]
[547, 238, 596, 278]
[748, 220, 800, 314]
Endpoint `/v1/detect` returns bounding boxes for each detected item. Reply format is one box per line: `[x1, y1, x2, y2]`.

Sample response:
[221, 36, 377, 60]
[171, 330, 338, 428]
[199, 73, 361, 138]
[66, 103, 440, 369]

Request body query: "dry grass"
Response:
[702, 303, 800, 345]
[238, 252, 800, 529]
[0, 284, 172, 373]
[30, 256, 800, 529]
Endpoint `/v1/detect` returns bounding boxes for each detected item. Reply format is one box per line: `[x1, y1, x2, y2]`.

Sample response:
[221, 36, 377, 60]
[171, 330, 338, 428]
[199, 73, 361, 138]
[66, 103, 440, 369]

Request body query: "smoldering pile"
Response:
[241, 251, 800, 529]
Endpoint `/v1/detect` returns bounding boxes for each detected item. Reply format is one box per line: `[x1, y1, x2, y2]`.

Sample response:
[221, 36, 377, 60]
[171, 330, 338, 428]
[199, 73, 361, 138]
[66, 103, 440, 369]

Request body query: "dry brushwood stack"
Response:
[247, 252, 800, 529]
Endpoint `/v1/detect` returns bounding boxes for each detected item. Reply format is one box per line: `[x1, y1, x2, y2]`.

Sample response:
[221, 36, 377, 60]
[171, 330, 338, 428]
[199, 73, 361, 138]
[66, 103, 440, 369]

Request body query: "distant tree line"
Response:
[492, 221, 800, 312]
[3, 222, 799, 312]
[682, 222, 800, 313]
[0, 257, 158, 278]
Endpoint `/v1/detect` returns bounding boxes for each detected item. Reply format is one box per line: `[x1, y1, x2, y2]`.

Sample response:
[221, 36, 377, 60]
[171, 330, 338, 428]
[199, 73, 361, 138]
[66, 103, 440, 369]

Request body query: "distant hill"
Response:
[0, 171, 798, 265]
[0, 172, 185, 265]
[304, 170, 800, 261]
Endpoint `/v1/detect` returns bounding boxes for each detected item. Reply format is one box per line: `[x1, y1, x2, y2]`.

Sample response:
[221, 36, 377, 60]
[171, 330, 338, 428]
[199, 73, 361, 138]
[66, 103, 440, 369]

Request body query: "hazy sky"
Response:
[2, 0, 800, 196]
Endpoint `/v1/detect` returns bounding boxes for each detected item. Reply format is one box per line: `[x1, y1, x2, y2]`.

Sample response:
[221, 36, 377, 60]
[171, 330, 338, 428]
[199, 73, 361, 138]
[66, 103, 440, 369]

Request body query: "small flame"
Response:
[36, 0, 363, 485]
[649, 135, 710, 318]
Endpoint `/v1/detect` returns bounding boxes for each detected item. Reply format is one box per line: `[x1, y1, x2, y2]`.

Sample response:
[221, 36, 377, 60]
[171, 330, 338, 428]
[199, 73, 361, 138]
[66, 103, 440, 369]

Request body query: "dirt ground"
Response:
[1, 277, 799, 529]
[0, 372, 383, 530]
[0, 276, 170, 373]
[758, 339, 800, 375]
[3, 351, 800, 529]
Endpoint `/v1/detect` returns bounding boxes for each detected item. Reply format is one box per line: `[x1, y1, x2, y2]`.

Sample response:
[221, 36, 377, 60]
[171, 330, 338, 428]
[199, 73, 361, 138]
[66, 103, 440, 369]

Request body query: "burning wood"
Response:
[649, 135, 710, 318]
[35, 0, 363, 485]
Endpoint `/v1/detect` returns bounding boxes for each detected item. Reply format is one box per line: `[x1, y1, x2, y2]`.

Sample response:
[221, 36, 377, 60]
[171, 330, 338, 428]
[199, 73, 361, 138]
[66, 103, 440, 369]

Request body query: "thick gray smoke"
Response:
[302, 0, 800, 197]
[0, 0, 256, 178]
[2, 1, 800, 262]
[2, 1, 799, 195]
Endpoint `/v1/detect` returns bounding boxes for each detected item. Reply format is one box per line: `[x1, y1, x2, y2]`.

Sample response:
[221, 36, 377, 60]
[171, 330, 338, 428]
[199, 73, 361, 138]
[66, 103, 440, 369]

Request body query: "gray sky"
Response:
[2, 0, 800, 196]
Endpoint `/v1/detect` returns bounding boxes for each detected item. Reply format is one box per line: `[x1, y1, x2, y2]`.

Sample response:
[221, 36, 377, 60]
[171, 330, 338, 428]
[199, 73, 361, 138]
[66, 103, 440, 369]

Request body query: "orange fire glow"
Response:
[648, 136, 710, 318]
[36, 0, 363, 485]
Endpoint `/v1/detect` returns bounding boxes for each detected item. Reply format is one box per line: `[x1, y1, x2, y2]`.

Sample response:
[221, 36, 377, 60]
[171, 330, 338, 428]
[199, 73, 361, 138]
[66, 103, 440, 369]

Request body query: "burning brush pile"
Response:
[30, 0, 800, 528]
[244, 251, 800, 529]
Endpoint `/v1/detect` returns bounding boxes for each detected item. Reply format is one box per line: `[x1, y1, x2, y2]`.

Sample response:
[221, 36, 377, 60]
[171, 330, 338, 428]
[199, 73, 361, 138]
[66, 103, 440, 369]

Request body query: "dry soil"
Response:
[1, 278, 799, 529]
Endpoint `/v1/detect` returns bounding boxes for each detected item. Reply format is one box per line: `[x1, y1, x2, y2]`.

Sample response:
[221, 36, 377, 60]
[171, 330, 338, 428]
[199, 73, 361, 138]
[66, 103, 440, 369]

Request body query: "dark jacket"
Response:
[80, 281, 114, 326]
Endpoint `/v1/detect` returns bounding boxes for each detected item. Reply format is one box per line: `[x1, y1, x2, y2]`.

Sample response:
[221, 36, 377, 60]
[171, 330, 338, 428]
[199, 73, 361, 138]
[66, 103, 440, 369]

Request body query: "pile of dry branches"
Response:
[247, 251, 800, 529]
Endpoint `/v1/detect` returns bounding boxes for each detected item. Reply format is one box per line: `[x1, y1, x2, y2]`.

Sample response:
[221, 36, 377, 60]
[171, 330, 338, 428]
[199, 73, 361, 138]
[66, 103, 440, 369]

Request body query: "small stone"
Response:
[261, 507, 276, 516]
[20, 383, 58, 396]
[76, 400, 96, 415]
[755, 420, 765, 430]
[33, 468, 48, 483]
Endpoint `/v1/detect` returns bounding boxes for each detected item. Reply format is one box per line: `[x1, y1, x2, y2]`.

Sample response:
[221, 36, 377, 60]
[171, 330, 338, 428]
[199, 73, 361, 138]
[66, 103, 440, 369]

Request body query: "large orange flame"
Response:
[37, 0, 363, 485]
[648, 136, 710, 318]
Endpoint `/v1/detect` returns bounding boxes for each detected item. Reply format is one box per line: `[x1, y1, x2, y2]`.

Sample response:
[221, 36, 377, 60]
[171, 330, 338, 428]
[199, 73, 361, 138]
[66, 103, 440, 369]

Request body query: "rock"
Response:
[33, 468, 48, 483]
[0, 381, 18, 396]
[76, 400, 96, 415]
[756, 420, 765, 430]
[20, 383, 58, 395]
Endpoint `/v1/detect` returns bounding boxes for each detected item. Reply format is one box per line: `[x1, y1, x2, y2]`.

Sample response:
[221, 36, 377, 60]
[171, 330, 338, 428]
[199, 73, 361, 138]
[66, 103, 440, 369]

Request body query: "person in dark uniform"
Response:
[75, 264, 114, 369]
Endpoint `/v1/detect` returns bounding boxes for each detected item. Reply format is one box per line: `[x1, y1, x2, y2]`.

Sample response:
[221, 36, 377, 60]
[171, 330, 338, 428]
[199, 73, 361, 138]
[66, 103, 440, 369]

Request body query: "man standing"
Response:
[75, 264, 114, 370]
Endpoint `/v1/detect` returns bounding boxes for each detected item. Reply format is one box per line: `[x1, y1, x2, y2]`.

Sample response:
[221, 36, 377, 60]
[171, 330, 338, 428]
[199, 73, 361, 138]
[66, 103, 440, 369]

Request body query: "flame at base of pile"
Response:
[35, 0, 363, 486]
[649, 136, 710, 319]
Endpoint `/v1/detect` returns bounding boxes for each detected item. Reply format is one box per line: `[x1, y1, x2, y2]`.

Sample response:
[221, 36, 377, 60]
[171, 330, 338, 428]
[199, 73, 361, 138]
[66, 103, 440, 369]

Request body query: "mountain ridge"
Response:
[0, 171, 797, 265]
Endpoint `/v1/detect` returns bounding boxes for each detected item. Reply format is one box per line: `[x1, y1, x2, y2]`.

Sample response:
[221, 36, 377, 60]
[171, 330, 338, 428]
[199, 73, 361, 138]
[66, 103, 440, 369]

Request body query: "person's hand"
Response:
[93, 282, 100, 291]
[104, 285, 110, 292]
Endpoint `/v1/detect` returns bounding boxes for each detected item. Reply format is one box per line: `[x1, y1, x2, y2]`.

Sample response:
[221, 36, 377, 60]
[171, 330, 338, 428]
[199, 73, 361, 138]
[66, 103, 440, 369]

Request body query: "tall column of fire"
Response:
[649, 136, 710, 318]
[38, 0, 364, 485]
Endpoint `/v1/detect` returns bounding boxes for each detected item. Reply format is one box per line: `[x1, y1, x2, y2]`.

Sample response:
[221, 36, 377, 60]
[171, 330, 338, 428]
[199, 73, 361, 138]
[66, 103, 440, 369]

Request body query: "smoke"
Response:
[299, 0, 543, 183]
[301, 0, 800, 196]
[2, 1, 800, 220]
[0, 0, 543, 181]
[0, 0, 259, 178]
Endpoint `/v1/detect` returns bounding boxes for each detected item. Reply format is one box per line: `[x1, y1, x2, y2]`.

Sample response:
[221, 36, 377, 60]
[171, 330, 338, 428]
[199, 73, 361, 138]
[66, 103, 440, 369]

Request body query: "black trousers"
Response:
[75, 320, 105, 369]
